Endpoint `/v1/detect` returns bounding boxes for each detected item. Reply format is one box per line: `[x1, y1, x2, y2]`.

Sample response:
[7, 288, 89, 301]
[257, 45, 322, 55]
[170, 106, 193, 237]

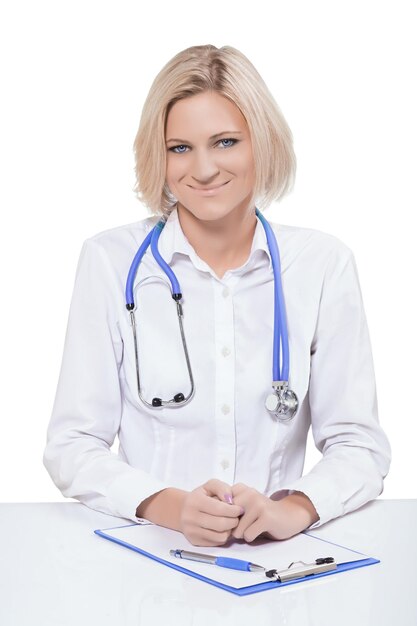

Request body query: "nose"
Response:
[190, 148, 221, 185]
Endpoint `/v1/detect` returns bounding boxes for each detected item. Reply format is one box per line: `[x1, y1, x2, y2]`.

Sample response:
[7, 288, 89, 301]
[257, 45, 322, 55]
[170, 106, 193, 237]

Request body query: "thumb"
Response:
[202, 479, 234, 504]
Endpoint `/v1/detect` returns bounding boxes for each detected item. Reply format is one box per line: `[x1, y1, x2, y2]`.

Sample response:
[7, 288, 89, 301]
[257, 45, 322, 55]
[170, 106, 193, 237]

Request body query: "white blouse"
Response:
[43, 207, 391, 530]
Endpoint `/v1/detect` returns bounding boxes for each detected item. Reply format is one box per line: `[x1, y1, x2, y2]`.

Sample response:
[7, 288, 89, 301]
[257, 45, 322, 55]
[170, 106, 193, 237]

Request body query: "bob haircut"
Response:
[133, 44, 296, 218]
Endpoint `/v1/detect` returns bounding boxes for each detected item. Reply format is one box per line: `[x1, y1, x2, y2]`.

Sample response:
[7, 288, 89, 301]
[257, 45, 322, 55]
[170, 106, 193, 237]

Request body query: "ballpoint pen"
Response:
[169, 549, 265, 572]
[170, 550, 337, 581]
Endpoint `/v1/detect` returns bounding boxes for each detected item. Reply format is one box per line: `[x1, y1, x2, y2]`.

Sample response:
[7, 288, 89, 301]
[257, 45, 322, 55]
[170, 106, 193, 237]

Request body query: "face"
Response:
[165, 90, 256, 222]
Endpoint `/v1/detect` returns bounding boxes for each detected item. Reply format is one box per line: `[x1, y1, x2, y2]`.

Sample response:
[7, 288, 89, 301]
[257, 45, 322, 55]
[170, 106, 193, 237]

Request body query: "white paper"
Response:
[97, 523, 371, 590]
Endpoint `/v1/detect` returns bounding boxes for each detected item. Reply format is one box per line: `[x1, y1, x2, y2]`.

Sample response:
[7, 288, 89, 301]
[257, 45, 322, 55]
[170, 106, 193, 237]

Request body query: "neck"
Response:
[176, 201, 257, 278]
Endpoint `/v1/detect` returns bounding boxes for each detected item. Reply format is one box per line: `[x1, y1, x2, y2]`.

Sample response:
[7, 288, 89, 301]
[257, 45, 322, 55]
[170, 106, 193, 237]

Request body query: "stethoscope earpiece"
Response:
[152, 392, 186, 408]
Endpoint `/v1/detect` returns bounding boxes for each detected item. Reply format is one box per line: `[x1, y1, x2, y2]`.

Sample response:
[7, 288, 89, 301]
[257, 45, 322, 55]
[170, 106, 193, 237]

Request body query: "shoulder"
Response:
[71, 216, 162, 288]
[77, 215, 159, 266]
[85, 215, 158, 250]
[269, 221, 355, 271]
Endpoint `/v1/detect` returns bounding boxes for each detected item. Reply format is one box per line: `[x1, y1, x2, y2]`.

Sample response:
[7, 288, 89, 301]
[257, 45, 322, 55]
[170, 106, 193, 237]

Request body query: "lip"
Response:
[189, 180, 231, 195]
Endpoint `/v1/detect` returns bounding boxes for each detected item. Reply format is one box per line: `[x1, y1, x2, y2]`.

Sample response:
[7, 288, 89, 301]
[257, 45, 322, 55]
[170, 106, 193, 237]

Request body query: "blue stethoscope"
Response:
[125, 208, 298, 422]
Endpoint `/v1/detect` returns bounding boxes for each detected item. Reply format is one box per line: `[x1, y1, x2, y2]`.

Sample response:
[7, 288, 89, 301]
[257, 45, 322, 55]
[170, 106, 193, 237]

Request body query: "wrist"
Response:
[283, 491, 319, 528]
[136, 488, 188, 531]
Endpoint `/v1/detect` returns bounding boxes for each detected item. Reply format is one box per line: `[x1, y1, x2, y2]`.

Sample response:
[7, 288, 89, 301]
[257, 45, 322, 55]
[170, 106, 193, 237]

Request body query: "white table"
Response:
[0, 500, 416, 626]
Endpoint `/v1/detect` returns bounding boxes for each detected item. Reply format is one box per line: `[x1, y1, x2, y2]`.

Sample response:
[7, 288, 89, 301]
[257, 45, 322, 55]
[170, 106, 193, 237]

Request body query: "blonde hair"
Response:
[133, 44, 296, 217]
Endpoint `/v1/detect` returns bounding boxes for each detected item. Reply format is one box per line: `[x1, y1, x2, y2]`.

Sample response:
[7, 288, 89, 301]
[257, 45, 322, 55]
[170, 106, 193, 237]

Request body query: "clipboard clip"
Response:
[265, 557, 336, 582]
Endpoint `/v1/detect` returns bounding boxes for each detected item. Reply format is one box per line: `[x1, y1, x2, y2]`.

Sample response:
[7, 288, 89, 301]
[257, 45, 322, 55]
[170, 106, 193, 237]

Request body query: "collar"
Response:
[155, 207, 273, 273]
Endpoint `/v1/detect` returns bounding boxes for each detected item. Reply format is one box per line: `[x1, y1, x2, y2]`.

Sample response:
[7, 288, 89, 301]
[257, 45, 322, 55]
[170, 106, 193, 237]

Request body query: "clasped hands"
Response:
[179, 478, 319, 547]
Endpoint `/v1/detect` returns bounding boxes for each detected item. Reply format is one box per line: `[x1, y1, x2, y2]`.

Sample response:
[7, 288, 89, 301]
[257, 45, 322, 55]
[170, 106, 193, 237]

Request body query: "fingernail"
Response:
[240, 507, 245, 515]
[224, 493, 233, 504]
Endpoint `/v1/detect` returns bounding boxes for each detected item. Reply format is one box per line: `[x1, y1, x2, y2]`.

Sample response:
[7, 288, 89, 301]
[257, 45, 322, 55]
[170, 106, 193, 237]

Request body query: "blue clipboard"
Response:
[94, 523, 379, 596]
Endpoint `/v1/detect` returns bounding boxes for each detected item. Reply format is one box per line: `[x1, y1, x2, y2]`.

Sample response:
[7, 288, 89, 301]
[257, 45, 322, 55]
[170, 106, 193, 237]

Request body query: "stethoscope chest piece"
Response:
[265, 382, 298, 422]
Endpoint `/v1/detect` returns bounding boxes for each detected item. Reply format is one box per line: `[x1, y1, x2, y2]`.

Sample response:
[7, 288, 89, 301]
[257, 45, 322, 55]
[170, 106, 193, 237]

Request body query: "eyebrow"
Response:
[166, 131, 243, 144]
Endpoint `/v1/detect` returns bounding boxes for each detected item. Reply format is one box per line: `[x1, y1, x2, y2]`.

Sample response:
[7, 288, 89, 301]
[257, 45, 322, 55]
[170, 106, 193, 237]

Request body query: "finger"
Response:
[241, 517, 266, 543]
[232, 506, 260, 539]
[189, 527, 233, 547]
[198, 511, 240, 533]
[200, 495, 243, 518]
[231, 483, 249, 497]
[202, 479, 235, 504]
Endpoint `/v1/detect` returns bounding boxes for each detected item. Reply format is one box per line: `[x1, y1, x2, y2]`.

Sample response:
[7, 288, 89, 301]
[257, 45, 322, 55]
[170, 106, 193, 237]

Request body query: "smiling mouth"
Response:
[189, 180, 231, 191]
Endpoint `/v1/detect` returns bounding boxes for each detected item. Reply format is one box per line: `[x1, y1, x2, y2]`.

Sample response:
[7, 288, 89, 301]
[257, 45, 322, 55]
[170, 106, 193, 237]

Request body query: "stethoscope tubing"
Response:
[125, 207, 294, 415]
[151, 221, 182, 297]
[125, 229, 153, 308]
[256, 210, 289, 382]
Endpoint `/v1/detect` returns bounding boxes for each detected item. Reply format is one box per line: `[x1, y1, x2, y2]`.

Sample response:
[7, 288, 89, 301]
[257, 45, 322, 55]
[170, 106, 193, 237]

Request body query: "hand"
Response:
[179, 479, 243, 547]
[230, 484, 319, 542]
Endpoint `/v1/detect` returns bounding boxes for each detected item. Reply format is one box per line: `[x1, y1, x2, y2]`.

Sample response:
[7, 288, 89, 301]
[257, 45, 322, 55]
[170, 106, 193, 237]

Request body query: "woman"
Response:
[43, 44, 391, 547]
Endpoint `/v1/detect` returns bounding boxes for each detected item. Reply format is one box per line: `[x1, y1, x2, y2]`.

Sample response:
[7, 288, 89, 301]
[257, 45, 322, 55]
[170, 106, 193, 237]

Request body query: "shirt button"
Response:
[221, 404, 230, 415]
[221, 459, 230, 470]
[222, 287, 230, 298]
[221, 346, 231, 357]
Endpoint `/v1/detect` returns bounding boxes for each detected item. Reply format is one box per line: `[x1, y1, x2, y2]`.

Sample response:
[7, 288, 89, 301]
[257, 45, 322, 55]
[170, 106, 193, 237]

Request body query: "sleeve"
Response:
[42, 238, 170, 523]
[271, 245, 391, 529]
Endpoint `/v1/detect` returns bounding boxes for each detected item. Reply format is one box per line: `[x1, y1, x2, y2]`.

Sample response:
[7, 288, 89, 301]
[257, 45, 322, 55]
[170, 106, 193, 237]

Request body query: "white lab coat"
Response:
[43, 207, 391, 529]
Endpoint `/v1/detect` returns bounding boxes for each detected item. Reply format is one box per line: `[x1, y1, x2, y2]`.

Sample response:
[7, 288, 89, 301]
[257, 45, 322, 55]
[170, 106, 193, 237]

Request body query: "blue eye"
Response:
[168, 138, 239, 153]
[219, 138, 235, 148]
[170, 144, 188, 153]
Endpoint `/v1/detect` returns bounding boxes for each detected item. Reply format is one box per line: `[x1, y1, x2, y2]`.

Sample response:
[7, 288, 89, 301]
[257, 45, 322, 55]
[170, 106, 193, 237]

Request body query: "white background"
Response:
[0, 1, 415, 504]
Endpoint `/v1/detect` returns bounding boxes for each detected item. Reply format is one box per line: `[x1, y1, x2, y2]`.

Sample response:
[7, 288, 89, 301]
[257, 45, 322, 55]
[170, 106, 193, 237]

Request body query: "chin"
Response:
[178, 198, 246, 222]
[185, 207, 235, 223]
